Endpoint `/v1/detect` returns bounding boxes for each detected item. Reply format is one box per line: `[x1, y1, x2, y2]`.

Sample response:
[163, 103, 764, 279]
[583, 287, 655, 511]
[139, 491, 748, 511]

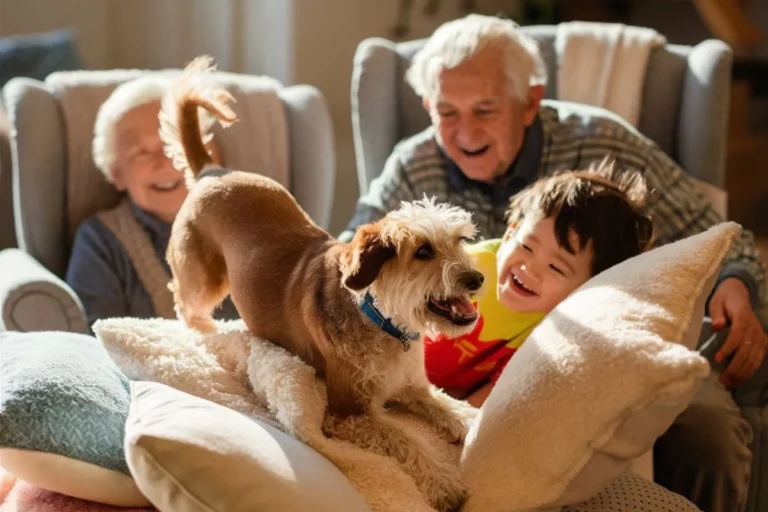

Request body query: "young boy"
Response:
[424, 161, 654, 407]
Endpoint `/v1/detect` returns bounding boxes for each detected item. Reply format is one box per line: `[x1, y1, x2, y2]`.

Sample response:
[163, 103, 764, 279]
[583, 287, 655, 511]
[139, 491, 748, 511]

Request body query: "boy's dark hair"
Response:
[506, 157, 655, 276]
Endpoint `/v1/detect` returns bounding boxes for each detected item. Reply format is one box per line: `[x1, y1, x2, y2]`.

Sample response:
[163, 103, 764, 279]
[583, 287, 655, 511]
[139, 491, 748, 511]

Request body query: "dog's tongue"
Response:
[450, 297, 476, 317]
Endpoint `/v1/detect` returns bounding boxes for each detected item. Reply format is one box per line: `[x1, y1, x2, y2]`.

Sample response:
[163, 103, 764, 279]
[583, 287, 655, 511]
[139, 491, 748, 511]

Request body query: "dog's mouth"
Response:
[427, 296, 478, 326]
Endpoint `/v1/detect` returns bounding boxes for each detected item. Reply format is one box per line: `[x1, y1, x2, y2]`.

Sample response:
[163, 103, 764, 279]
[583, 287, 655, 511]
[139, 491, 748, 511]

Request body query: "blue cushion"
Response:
[0, 331, 130, 474]
[0, 29, 84, 88]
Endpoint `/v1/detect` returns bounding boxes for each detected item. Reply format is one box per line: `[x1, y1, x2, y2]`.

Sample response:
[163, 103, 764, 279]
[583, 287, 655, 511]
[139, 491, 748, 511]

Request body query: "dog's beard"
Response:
[369, 264, 478, 339]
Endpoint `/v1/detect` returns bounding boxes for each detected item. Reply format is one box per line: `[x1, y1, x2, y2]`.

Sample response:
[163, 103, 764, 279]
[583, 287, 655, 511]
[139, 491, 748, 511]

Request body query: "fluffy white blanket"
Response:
[94, 318, 461, 512]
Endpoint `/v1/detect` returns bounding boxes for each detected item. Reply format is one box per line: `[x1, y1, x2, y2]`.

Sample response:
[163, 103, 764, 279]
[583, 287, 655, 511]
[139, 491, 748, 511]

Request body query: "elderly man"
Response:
[341, 13, 766, 512]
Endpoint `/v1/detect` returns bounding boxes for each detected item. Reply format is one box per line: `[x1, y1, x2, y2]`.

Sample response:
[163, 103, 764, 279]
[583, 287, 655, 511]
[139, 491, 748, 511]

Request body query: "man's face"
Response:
[424, 47, 542, 183]
[111, 101, 188, 224]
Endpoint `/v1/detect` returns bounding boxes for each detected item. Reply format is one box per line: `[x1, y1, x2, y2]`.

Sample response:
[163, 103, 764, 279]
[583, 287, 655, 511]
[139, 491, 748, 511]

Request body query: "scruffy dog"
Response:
[160, 56, 483, 511]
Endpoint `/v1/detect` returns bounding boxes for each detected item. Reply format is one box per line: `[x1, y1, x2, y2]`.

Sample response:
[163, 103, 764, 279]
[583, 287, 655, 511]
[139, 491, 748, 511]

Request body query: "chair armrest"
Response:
[279, 85, 335, 230]
[0, 248, 87, 333]
[3, 77, 67, 276]
[351, 38, 400, 196]
[679, 39, 733, 188]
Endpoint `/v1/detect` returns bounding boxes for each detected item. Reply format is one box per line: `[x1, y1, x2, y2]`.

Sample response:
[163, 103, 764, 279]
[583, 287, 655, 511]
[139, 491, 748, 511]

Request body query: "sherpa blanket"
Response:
[93, 318, 462, 512]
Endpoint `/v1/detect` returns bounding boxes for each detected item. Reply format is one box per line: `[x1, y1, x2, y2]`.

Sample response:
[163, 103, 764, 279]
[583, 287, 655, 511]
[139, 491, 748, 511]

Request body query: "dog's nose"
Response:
[462, 271, 484, 292]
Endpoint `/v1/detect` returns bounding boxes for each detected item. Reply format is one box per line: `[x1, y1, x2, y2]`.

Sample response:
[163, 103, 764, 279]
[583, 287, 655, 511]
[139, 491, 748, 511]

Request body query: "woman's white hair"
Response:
[92, 75, 172, 182]
[406, 14, 547, 102]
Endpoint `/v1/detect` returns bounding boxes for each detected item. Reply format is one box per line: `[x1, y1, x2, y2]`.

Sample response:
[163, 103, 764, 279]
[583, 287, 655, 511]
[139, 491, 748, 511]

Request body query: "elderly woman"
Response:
[342, 13, 763, 512]
[66, 75, 240, 330]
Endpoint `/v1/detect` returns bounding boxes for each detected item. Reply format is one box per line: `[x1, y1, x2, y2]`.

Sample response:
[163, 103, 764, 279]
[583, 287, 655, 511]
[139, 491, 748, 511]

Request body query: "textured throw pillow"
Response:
[126, 381, 371, 512]
[461, 223, 740, 512]
[0, 30, 84, 88]
[0, 331, 148, 507]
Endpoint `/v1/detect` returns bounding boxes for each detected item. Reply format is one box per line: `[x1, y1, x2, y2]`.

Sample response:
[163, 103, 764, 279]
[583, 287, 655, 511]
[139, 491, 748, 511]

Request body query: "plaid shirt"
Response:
[341, 100, 766, 306]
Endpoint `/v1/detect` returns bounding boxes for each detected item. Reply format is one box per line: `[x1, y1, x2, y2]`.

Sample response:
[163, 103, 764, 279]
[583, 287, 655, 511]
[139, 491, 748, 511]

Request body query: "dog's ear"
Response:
[341, 226, 396, 291]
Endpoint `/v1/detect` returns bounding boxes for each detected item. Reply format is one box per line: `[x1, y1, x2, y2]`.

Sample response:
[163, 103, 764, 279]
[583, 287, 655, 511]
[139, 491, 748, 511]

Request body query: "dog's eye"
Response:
[459, 236, 474, 244]
[414, 243, 434, 260]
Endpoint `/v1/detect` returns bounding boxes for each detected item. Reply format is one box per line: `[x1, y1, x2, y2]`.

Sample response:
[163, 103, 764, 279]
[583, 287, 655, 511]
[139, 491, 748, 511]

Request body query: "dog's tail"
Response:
[159, 55, 238, 187]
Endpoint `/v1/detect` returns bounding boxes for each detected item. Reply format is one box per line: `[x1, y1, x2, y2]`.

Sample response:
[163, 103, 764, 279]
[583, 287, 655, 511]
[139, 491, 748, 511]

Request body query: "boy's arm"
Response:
[466, 381, 494, 408]
[466, 349, 516, 407]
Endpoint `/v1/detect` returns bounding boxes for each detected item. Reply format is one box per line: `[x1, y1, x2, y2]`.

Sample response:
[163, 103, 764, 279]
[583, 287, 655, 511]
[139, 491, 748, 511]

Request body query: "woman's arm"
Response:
[66, 219, 130, 331]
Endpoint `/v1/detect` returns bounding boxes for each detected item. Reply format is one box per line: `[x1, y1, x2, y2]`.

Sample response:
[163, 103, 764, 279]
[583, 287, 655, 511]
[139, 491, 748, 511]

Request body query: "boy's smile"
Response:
[496, 215, 593, 313]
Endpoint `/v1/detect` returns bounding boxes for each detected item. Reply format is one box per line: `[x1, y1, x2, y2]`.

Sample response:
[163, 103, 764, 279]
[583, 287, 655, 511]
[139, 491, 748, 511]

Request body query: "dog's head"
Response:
[340, 197, 483, 338]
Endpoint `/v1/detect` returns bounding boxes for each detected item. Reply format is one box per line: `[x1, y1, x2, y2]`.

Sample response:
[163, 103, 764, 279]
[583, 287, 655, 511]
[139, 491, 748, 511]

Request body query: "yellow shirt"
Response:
[424, 239, 545, 393]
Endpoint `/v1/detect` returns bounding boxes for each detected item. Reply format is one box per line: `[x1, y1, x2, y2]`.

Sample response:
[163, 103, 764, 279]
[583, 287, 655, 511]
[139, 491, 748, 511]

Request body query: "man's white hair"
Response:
[92, 75, 172, 182]
[406, 14, 547, 102]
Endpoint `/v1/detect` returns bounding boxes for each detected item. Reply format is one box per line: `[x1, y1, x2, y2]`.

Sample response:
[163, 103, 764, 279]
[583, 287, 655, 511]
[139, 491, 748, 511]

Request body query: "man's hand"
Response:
[711, 277, 768, 387]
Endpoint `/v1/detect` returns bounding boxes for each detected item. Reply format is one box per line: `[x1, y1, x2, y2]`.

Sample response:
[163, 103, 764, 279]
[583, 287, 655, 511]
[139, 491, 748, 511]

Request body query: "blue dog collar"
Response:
[360, 292, 420, 351]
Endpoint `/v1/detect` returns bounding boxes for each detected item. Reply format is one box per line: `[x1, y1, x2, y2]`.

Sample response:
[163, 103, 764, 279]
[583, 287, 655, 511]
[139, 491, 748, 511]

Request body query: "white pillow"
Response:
[460, 222, 740, 511]
[125, 380, 371, 512]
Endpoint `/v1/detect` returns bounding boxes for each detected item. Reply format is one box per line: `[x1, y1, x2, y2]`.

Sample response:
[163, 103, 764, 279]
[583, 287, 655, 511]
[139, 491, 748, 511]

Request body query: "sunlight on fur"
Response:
[160, 55, 484, 511]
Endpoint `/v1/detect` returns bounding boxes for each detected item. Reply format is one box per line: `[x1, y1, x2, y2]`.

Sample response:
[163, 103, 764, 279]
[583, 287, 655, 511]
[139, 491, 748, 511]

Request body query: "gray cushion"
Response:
[0, 330, 131, 474]
[0, 30, 84, 88]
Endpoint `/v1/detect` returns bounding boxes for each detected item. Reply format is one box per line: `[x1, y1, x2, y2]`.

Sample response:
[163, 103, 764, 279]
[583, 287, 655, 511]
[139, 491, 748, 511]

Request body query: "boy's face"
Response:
[110, 101, 188, 224]
[496, 215, 593, 313]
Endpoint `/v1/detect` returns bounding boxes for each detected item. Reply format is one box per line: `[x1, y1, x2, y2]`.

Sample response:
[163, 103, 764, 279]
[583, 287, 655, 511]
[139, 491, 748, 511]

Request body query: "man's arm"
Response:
[338, 149, 417, 242]
[627, 145, 767, 386]
[634, 147, 766, 307]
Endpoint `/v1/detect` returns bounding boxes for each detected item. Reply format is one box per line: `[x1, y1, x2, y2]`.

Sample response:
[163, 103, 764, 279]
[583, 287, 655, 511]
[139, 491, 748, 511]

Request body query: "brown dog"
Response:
[160, 56, 484, 510]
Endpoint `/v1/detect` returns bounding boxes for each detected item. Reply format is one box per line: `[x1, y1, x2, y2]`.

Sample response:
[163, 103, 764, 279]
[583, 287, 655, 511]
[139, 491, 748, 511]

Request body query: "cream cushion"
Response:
[461, 222, 741, 511]
[125, 380, 371, 512]
[0, 448, 149, 507]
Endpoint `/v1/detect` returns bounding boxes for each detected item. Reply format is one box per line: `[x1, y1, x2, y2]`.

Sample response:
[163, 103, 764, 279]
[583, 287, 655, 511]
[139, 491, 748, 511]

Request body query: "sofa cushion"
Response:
[0, 449, 149, 508]
[125, 381, 371, 512]
[0, 331, 147, 506]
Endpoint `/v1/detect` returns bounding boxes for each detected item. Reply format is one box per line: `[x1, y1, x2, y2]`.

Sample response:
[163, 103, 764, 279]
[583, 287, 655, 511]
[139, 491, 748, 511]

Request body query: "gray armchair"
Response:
[351, 25, 732, 197]
[0, 70, 335, 332]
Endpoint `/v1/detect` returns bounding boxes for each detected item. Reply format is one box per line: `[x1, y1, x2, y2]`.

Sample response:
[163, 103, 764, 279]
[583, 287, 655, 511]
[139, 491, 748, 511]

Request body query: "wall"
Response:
[628, 0, 768, 60]
[0, 0, 506, 233]
[0, 0, 110, 68]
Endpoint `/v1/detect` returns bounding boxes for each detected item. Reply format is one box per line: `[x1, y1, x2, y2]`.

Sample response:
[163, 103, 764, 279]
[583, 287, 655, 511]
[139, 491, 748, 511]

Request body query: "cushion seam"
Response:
[132, 444, 218, 512]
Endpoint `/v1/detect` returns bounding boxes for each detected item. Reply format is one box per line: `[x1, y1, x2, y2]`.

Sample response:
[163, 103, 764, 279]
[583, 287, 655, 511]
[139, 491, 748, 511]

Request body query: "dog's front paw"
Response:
[419, 463, 467, 512]
[439, 403, 478, 444]
[440, 414, 470, 445]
